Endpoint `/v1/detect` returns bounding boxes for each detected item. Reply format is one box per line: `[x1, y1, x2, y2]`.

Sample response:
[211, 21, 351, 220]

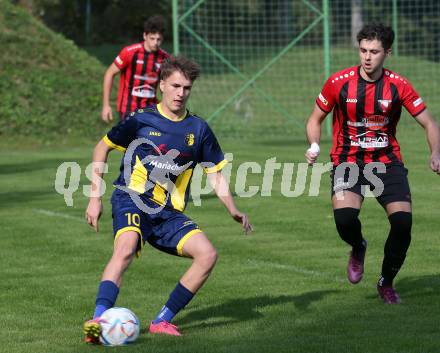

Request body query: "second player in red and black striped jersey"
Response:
[101, 16, 170, 123]
[315, 65, 426, 166]
[114, 44, 169, 117]
[304, 23, 440, 304]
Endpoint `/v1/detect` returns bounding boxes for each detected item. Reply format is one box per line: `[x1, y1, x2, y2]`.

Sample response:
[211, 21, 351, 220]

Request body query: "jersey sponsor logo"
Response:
[347, 115, 389, 130]
[136, 60, 144, 64]
[132, 84, 156, 98]
[116, 56, 123, 65]
[413, 97, 423, 107]
[185, 133, 195, 146]
[350, 132, 389, 148]
[149, 131, 161, 136]
[318, 93, 328, 106]
[154, 143, 192, 158]
[148, 158, 186, 172]
[134, 73, 158, 83]
[365, 115, 389, 130]
[346, 98, 357, 103]
[378, 99, 392, 112]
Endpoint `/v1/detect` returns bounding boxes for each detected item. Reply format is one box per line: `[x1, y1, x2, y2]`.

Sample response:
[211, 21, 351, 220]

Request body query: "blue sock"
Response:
[152, 306, 175, 324]
[93, 280, 119, 319]
[152, 282, 194, 324]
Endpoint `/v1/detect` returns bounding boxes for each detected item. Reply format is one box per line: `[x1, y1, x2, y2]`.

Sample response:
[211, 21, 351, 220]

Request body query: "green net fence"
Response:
[175, 0, 440, 140]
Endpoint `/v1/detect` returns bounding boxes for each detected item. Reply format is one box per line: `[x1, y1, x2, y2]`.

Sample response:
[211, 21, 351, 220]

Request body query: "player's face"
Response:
[358, 39, 391, 80]
[143, 32, 163, 52]
[160, 71, 193, 116]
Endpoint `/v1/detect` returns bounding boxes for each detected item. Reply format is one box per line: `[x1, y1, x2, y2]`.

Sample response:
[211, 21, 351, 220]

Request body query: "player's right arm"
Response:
[86, 139, 114, 232]
[86, 116, 139, 231]
[305, 74, 336, 165]
[305, 104, 328, 165]
[102, 63, 121, 123]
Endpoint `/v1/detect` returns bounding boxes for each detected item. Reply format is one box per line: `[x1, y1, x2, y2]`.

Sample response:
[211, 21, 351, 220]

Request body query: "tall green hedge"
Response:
[0, 0, 107, 140]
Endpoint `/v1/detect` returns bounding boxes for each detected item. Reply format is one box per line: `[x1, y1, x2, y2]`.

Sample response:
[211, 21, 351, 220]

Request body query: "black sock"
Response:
[334, 208, 365, 250]
[381, 212, 412, 285]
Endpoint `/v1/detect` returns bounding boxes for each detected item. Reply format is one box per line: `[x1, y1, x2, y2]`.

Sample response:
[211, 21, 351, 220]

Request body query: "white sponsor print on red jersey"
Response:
[318, 93, 328, 106]
[413, 98, 423, 107]
[350, 132, 389, 148]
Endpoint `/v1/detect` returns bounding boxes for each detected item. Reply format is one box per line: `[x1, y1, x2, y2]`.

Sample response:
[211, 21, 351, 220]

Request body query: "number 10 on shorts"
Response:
[125, 213, 141, 227]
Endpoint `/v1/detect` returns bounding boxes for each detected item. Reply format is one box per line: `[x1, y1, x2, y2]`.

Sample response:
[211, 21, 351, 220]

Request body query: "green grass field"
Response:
[1, 122, 439, 353]
[1, 1, 439, 351]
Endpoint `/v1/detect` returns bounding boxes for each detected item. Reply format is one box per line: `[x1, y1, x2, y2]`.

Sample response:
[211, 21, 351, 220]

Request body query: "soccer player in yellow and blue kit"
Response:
[83, 56, 252, 343]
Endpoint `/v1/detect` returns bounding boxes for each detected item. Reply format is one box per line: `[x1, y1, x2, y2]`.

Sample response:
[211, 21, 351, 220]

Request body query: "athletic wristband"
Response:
[308, 142, 320, 154]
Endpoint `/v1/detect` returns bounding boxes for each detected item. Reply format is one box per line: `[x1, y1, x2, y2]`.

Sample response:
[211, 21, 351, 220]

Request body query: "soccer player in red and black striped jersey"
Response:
[305, 23, 440, 304]
[101, 15, 170, 122]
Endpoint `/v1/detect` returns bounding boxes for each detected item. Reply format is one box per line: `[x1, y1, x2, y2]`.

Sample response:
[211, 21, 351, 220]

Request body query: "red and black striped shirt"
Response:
[114, 43, 169, 116]
[316, 66, 426, 166]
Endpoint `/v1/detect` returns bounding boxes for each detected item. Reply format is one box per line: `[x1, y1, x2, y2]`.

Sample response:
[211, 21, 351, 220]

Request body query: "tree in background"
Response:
[14, 0, 171, 45]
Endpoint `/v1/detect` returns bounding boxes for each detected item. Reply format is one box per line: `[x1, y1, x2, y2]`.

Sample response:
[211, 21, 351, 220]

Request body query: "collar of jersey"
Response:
[357, 65, 384, 83]
[157, 103, 188, 122]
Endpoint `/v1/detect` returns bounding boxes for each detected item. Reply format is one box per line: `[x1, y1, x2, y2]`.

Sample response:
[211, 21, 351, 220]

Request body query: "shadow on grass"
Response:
[395, 274, 440, 299]
[178, 290, 338, 330]
[363, 274, 440, 301]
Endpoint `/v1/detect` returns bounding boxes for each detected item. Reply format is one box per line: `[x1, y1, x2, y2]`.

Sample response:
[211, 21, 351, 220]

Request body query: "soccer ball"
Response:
[99, 307, 140, 346]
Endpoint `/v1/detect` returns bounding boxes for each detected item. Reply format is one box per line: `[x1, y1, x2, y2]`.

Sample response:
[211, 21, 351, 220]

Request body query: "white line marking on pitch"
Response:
[33, 208, 84, 222]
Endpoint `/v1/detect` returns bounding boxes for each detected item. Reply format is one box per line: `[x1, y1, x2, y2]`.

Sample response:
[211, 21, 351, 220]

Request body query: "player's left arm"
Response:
[207, 171, 253, 234]
[414, 109, 440, 174]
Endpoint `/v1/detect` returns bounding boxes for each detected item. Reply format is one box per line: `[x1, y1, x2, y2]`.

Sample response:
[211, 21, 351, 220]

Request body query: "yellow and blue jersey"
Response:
[103, 103, 227, 212]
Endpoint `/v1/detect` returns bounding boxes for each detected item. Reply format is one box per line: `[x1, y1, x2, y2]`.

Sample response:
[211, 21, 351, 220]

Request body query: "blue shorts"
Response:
[111, 189, 202, 256]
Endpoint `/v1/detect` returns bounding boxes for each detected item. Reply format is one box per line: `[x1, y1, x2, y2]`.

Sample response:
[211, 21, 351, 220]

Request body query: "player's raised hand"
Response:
[430, 152, 440, 175]
[101, 106, 114, 123]
[305, 142, 320, 165]
[231, 210, 253, 234]
[86, 198, 103, 232]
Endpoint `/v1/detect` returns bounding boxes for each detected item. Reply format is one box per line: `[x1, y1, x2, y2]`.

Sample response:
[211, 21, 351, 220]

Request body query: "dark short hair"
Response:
[160, 55, 201, 83]
[357, 23, 394, 51]
[143, 15, 166, 35]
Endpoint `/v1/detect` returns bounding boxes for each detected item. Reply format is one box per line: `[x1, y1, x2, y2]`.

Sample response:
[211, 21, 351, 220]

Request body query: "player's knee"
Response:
[388, 211, 412, 249]
[389, 211, 412, 233]
[113, 241, 137, 264]
[197, 247, 218, 272]
[333, 207, 360, 229]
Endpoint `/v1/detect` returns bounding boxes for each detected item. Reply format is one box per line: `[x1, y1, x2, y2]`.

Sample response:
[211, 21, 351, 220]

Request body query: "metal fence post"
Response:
[172, 0, 179, 55]
[392, 0, 399, 56]
[323, 0, 331, 137]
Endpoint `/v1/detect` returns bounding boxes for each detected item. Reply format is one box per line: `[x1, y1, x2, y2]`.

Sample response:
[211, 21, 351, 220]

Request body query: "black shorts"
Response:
[330, 162, 411, 206]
